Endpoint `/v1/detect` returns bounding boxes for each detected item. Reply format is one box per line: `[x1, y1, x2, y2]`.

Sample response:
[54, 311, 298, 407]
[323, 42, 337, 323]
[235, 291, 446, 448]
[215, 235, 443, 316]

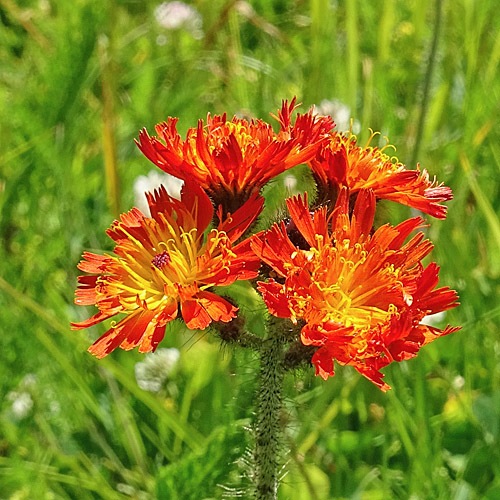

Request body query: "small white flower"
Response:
[156, 34, 168, 46]
[154, 2, 203, 39]
[421, 310, 447, 327]
[50, 400, 61, 415]
[133, 170, 184, 216]
[283, 174, 297, 192]
[7, 391, 33, 420]
[135, 348, 180, 392]
[452, 375, 465, 391]
[312, 98, 361, 134]
[20, 373, 37, 389]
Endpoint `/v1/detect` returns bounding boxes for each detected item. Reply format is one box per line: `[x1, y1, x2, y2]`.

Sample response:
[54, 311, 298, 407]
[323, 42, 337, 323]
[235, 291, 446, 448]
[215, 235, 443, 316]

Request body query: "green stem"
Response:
[254, 334, 285, 500]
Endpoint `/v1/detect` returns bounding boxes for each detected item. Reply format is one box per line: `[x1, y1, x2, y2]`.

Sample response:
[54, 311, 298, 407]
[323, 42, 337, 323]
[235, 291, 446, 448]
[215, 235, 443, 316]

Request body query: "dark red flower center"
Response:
[152, 251, 171, 269]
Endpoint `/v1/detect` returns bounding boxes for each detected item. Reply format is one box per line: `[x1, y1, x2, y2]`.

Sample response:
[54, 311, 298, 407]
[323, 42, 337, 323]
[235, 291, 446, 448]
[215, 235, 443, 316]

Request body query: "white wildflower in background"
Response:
[313, 98, 361, 134]
[154, 1, 203, 39]
[5, 373, 37, 420]
[421, 311, 447, 327]
[452, 375, 465, 391]
[156, 34, 167, 46]
[133, 170, 184, 216]
[7, 391, 33, 420]
[20, 373, 37, 389]
[283, 174, 297, 192]
[135, 348, 180, 392]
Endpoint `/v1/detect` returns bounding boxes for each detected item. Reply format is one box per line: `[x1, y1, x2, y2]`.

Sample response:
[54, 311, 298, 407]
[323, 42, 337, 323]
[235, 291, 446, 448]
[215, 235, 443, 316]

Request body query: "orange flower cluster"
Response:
[74, 99, 459, 389]
[251, 189, 459, 390]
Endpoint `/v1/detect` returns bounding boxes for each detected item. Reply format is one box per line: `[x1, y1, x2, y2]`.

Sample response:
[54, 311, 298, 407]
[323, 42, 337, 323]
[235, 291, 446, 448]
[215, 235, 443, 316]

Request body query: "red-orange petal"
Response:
[71, 310, 115, 330]
[251, 222, 295, 277]
[197, 291, 238, 322]
[351, 190, 376, 240]
[311, 348, 335, 381]
[138, 322, 167, 353]
[286, 193, 329, 247]
[257, 280, 291, 318]
[181, 298, 212, 330]
[77, 252, 113, 273]
[87, 310, 158, 359]
[218, 193, 264, 242]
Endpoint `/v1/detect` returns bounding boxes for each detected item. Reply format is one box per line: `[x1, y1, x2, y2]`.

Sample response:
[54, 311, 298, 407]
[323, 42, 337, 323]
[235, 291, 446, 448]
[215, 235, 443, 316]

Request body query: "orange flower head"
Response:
[136, 98, 333, 214]
[72, 181, 264, 358]
[308, 131, 453, 219]
[252, 188, 459, 390]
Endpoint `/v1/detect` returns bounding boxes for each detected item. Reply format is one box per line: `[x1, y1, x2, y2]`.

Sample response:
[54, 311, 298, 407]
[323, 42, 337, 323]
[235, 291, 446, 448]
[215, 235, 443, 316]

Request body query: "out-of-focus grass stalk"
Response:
[77, 453, 132, 500]
[360, 57, 374, 144]
[85, 417, 128, 473]
[490, 143, 500, 175]
[345, 0, 359, 113]
[173, 379, 197, 455]
[203, 0, 237, 49]
[410, 0, 443, 167]
[0, 456, 123, 499]
[286, 433, 320, 500]
[386, 389, 417, 460]
[298, 398, 339, 457]
[421, 81, 449, 146]
[228, 7, 249, 109]
[0, 275, 105, 421]
[235, 2, 283, 42]
[0, 274, 204, 451]
[411, 0, 430, 41]
[409, 360, 432, 492]
[309, 0, 329, 104]
[485, 32, 500, 85]
[98, 34, 121, 220]
[0, 0, 51, 49]
[0, 131, 53, 215]
[459, 151, 500, 254]
[139, 421, 176, 461]
[377, 0, 395, 64]
[105, 372, 148, 473]
[298, 376, 358, 456]
[463, 0, 488, 89]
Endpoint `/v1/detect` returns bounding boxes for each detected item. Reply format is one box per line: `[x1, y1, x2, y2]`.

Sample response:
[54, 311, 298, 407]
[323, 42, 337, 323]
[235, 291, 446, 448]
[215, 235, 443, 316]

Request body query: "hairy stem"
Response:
[254, 334, 285, 500]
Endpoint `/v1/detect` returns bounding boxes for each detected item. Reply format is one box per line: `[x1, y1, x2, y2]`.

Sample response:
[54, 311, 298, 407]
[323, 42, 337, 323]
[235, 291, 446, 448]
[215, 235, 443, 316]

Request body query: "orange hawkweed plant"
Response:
[73, 100, 460, 500]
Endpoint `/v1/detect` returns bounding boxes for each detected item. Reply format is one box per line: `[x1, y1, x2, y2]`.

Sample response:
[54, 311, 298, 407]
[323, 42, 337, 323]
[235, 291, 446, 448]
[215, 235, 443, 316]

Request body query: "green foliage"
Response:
[156, 425, 248, 500]
[1, 0, 499, 498]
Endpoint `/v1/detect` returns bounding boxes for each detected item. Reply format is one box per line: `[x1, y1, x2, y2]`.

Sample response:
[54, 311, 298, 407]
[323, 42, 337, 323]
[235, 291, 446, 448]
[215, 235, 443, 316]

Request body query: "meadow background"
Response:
[1, 0, 499, 498]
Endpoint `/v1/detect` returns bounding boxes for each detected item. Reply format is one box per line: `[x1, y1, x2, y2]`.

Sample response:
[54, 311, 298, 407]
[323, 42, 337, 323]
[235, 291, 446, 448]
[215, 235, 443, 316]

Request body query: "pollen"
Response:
[152, 250, 171, 269]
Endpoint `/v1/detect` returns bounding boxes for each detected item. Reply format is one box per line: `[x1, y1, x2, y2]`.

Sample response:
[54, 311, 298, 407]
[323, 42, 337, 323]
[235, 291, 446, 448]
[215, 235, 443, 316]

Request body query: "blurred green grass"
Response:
[1, 0, 499, 498]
